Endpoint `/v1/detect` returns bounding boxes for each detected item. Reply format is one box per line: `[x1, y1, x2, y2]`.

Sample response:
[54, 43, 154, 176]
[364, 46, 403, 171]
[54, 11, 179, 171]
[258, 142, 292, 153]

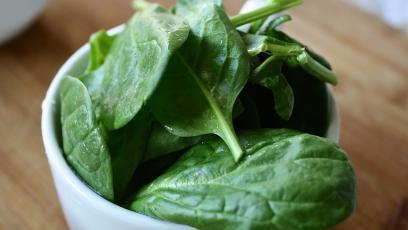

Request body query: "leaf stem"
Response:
[230, 0, 303, 27]
[297, 52, 338, 85]
[176, 53, 244, 162]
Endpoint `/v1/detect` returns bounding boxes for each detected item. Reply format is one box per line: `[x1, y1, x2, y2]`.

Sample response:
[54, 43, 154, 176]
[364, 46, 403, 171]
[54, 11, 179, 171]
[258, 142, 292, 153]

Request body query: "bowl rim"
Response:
[41, 25, 340, 228]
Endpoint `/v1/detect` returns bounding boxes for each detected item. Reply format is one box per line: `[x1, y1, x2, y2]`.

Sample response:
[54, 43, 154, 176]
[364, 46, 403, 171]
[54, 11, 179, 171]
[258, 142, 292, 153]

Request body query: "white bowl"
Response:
[0, 0, 48, 44]
[41, 25, 339, 230]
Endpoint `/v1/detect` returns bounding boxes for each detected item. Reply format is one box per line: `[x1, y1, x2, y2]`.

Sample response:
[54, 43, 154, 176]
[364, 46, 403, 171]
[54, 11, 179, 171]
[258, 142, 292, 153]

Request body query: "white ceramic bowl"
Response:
[0, 0, 48, 44]
[41, 26, 340, 230]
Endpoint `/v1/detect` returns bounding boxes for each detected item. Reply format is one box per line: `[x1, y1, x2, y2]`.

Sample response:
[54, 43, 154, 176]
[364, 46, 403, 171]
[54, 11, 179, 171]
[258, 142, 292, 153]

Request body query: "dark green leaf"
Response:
[259, 73, 294, 120]
[130, 129, 355, 230]
[122, 151, 184, 207]
[233, 94, 261, 130]
[150, 1, 250, 161]
[144, 123, 200, 161]
[108, 109, 153, 201]
[243, 33, 304, 57]
[262, 29, 333, 70]
[245, 64, 330, 137]
[243, 33, 337, 85]
[59, 76, 114, 200]
[252, 56, 294, 120]
[99, 6, 189, 130]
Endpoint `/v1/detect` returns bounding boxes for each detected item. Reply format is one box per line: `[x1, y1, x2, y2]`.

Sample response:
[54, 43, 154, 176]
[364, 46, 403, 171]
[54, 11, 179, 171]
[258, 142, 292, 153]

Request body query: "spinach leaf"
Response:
[233, 94, 261, 130]
[260, 28, 333, 71]
[262, 14, 292, 31]
[108, 109, 153, 201]
[244, 33, 304, 57]
[259, 72, 294, 120]
[245, 64, 330, 137]
[243, 33, 337, 85]
[79, 31, 116, 120]
[130, 129, 355, 230]
[79, 32, 152, 200]
[59, 76, 114, 200]
[85, 30, 117, 73]
[122, 151, 184, 207]
[99, 6, 189, 130]
[149, 1, 250, 161]
[145, 99, 246, 161]
[251, 56, 294, 120]
[249, 14, 292, 35]
[144, 123, 200, 161]
[79, 67, 105, 120]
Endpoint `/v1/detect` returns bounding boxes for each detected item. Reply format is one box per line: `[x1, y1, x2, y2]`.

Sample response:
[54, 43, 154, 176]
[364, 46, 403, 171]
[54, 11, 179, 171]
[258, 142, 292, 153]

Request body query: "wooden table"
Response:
[1, 0, 407, 229]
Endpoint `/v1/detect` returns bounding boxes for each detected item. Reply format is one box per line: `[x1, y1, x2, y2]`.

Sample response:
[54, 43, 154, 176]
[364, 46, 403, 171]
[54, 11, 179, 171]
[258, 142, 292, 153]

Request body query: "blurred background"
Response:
[0, 0, 407, 229]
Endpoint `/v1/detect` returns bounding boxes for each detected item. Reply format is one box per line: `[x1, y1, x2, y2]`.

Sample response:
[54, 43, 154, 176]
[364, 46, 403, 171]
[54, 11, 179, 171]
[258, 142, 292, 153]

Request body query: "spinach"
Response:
[79, 30, 117, 120]
[85, 30, 117, 73]
[123, 151, 185, 206]
[77, 29, 151, 201]
[144, 123, 200, 161]
[58, 1, 356, 228]
[233, 94, 261, 130]
[251, 56, 294, 120]
[261, 14, 292, 32]
[244, 64, 330, 137]
[243, 33, 337, 85]
[108, 109, 153, 201]
[130, 129, 355, 230]
[145, 98, 246, 161]
[99, 5, 189, 130]
[258, 25, 334, 73]
[149, 0, 250, 161]
[59, 76, 114, 200]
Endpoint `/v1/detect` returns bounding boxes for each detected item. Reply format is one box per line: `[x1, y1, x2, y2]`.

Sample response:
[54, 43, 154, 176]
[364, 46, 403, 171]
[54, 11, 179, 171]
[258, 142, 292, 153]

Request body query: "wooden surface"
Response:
[0, 0, 407, 229]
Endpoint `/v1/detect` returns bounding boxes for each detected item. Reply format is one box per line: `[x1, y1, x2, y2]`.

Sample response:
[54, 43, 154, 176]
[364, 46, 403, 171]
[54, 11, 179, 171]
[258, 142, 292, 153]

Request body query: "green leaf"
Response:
[233, 93, 261, 130]
[80, 62, 153, 201]
[145, 98, 246, 162]
[80, 67, 153, 201]
[85, 31, 117, 73]
[79, 66, 105, 120]
[244, 65, 330, 137]
[243, 33, 337, 85]
[59, 76, 114, 200]
[249, 14, 292, 35]
[259, 73, 294, 120]
[243, 33, 304, 57]
[108, 109, 153, 201]
[296, 51, 337, 85]
[130, 129, 355, 230]
[144, 123, 200, 161]
[252, 56, 294, 120]
[149, 1, 250, 161]
[99, 6, 190, 130]
[256, 14, 292, 35]
[259, 29, 335, 76]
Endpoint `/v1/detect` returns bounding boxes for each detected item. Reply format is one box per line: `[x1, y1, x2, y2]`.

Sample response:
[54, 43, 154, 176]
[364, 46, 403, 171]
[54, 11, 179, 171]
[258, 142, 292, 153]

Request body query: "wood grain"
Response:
[0, 0, 407, 229]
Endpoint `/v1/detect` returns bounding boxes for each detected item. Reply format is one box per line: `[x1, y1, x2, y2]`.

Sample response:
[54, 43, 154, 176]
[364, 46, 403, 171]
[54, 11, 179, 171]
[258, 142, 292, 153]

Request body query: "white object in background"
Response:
[0, 0, 48, 44]
[344, 0, 408, 33]
[41, 2, 339, 230]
